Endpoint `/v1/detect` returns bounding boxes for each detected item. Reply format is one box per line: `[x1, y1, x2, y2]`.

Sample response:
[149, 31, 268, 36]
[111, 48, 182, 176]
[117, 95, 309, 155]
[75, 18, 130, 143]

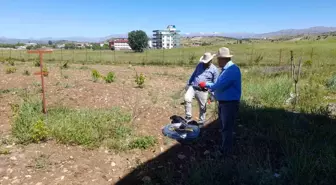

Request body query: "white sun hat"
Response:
[216, 47, 233, 58]
[199, 52, 216, 63]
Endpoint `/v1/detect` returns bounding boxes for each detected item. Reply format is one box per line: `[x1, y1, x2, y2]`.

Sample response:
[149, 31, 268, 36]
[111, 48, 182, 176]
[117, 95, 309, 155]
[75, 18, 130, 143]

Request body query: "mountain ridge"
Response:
[1, 26, 336, 44]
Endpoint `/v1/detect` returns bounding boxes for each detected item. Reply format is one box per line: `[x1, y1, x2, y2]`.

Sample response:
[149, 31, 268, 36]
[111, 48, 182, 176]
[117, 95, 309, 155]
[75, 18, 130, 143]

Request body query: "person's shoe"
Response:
[185, 116, 192, 122]
[197, 121, 205, 128]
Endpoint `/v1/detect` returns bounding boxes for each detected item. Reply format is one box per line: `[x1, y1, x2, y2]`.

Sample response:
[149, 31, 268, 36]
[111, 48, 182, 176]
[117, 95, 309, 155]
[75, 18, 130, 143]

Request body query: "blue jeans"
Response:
[218, 101, 240, 153]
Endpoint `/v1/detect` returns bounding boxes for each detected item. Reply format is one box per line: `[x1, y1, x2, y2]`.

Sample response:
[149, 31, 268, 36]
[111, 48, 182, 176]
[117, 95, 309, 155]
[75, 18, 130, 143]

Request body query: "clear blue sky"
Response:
[1, 0, 335, 38]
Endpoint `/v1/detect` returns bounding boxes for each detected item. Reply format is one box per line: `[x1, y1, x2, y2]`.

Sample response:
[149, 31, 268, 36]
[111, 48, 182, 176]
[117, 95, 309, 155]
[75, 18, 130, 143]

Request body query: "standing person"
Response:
[199, 47, 242, 154]
[184, 52, 219, 126]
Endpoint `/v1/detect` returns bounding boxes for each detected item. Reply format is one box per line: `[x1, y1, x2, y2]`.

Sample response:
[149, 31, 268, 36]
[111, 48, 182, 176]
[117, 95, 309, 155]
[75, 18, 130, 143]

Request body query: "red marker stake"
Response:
[28, 49, 53, 114]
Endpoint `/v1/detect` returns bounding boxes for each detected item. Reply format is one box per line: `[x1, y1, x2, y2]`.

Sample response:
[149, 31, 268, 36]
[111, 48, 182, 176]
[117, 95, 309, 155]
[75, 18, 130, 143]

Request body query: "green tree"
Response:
[64, 43, 75, 49]
[102, 44, 110, 50]
[128, 30, 148, 52]
[16, 42, 25, 46]
[91, 43, 101, 50]
[48, 40, 53, 45]
[32, 44, 42, 50]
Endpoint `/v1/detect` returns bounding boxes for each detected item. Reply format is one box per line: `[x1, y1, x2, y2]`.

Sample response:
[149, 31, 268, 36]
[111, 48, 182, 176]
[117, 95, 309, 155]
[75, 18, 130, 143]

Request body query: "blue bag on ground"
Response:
[162, 115, 201, 141]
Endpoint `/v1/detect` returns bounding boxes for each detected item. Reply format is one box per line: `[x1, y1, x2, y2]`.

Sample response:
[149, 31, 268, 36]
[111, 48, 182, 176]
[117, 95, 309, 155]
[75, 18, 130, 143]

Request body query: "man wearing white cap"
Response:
[184, 52, 219, 126]
[199, 47, 241, 154]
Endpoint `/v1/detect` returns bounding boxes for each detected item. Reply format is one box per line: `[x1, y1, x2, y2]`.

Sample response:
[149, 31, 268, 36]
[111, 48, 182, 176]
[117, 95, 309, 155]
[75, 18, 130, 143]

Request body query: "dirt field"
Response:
[0, 63, 219, 185]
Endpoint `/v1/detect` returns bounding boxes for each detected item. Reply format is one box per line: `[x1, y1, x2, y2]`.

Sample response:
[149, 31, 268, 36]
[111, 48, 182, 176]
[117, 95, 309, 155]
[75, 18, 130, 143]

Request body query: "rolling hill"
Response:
[1, 26, 336, 44]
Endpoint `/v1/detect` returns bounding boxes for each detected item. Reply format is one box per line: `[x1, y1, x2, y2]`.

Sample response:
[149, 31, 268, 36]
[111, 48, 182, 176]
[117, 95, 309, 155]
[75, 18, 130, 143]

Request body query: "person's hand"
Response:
[199, 81, 206, 88]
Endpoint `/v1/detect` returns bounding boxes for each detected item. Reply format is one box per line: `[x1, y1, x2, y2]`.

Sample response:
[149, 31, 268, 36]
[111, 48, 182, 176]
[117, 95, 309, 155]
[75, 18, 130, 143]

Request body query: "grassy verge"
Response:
[1, 39, 336, 67]
[11, 97, 157, 151]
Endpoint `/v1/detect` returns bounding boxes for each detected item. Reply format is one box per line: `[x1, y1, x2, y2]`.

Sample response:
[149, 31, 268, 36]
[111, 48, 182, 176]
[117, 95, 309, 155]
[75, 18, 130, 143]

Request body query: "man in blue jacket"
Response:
[199, 47, 241, 154]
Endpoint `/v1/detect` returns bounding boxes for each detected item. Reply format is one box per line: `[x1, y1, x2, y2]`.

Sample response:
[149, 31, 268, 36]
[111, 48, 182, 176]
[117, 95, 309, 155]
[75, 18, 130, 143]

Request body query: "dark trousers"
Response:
[218, 101, 240, 153]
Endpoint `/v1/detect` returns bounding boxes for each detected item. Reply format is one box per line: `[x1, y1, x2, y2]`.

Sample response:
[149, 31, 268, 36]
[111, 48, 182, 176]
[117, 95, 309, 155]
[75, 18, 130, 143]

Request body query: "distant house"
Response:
[25, 43, 37, 46]
[109, 39, 131, 50]
[75, 43, 86, 48]
[56, 44, 65, 49]
[148, 39, 153, 48]
[15, 46, 27, 50]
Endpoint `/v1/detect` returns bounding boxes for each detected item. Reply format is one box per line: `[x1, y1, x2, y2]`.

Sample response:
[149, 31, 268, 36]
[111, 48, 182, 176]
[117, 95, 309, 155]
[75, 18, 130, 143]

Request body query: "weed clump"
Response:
[135, 72, 145, 88]
[61, 61, 69, 69]
[5, 67, 17, 74]
[7, 58, 15, 66]
[91, 69, 101, 82]
[23, 70, 30, 76]
[42, 66, 48, 77]
[33, 59, 40, 67]
[104, 72, 116, 83]
[31, 119, 49, 143]
[129, 136, 157, 149]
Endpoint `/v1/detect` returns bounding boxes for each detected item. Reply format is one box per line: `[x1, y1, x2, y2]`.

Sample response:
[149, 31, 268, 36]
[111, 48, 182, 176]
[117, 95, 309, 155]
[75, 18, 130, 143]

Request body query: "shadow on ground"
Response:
[116, 102, 336, 185]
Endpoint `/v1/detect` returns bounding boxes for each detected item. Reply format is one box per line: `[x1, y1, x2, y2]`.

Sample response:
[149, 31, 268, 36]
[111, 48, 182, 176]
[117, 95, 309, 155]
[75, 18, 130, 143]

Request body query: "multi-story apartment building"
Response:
[152, 25, 181, 49]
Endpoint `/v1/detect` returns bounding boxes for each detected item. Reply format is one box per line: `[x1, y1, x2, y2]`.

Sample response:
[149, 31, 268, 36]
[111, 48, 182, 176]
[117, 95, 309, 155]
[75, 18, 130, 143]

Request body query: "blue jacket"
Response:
[205, 61, 241, 101]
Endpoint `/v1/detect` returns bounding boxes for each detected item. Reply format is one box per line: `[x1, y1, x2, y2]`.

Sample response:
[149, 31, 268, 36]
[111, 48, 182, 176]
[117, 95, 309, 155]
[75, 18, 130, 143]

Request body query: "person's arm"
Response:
[205, 68, 237, 91]
[187, 64, 199, 85]
[209, 67, 219, 95]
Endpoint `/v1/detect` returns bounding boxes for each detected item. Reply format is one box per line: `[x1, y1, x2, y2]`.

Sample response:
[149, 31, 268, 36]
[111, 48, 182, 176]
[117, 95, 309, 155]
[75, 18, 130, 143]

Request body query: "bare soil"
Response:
[0, 63, 217, 185]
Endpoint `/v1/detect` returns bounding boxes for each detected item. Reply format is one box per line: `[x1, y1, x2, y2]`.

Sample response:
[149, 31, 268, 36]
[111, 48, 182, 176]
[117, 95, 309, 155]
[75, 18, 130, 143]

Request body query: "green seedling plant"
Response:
[135, 72, 145, 88]
[5, 67, 17, 74]
[91, 69, 101, 82]
[42, 66, 48, 77]
[104, 72, 116, 83]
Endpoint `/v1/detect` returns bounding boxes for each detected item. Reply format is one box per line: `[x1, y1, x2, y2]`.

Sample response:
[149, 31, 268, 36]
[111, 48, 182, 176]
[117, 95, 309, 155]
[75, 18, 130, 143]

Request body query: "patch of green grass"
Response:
[32, 81, 41, 87]
[11, 97, 155, 151]
[129, 136, 157, 149]
[0, 89, 11, 94]
[0, 148, 11, 155]
[0, 88, 22, 95]
[7, 59, 15, 66]
[242, 75, 292, 107]
[33, 154, 51, 170]
[326, 74, 336, 91]
[33, 59, 40, 67]
[5, 67, 17, 74]
[79, 66, 89, 70]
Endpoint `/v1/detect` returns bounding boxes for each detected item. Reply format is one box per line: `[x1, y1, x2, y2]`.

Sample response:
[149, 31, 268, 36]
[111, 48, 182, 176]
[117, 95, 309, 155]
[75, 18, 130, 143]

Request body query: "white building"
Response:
[109, 39, 131, 50]
[152, 25, 181, 49]
[148, 39, 152, 48]
[56, 44, 65, 49]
